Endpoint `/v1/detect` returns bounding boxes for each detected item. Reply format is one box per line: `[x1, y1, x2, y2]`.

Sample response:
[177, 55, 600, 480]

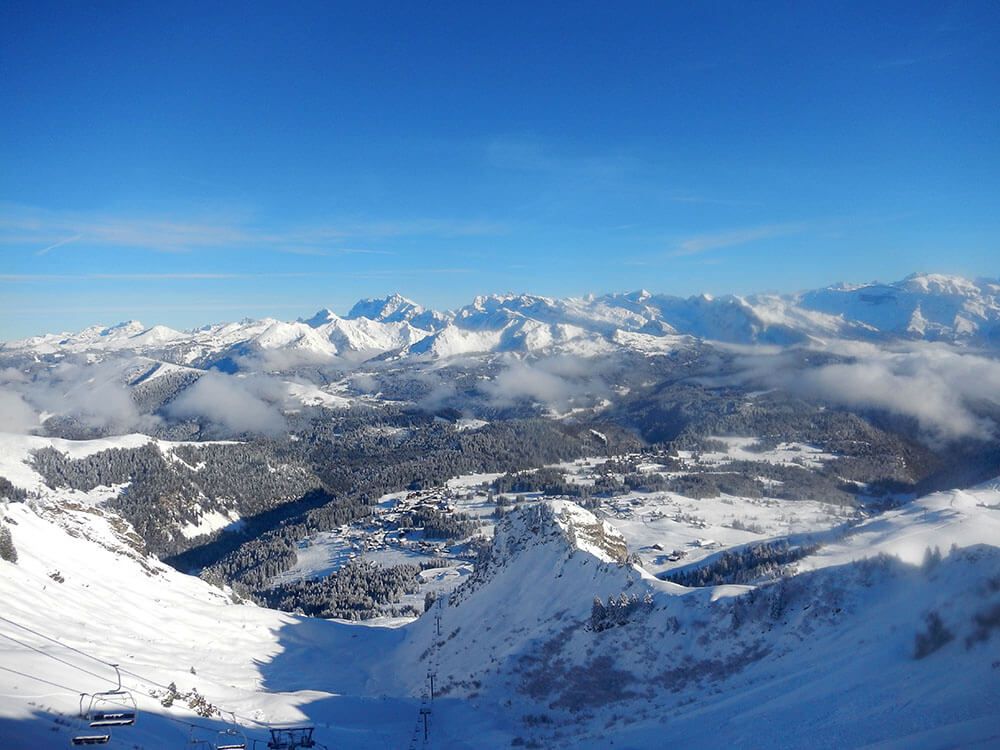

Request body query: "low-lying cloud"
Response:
[165, 372, 287, 435]
[480, 355, 612, 412]
[0, 388, 38, 433]
[0, 359, 297, 438]
[0, 360, 152, 435]
[731, 341, 1000, 442]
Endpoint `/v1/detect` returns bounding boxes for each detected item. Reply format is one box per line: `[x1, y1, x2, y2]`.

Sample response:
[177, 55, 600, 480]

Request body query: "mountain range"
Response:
[6, 273, 1000, 365]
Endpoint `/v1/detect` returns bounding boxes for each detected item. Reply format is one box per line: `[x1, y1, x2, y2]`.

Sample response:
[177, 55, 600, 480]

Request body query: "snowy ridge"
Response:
[5, 273, 1000, 365]
[547, 500, 631, 563]
[394, 491, 1000, 747]
[445, 500, 640, 608]
[800, 272, 1000, 342]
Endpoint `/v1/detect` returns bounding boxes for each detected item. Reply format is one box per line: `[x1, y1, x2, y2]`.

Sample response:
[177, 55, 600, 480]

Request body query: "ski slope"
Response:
[1, 458, 999, 747]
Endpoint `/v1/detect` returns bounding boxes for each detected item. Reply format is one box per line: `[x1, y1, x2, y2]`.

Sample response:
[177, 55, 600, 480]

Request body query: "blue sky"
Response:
[1, 1, 997, 338]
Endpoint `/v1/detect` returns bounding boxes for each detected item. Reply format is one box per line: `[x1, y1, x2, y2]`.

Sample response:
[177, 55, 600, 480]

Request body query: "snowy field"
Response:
[679, 435, 839, 468]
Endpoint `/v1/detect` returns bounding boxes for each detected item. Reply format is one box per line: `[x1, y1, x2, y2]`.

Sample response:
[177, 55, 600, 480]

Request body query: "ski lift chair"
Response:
[71, 693, 111, 746]
[84, 665, 137, 728]
[267, 726, 316, 749]
[70, 735, 110, 747]
[215, 714, 248, 750]
[214, 729, 247, 750]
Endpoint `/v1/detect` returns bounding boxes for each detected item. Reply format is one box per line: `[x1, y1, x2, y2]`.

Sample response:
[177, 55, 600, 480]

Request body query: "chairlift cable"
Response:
[1, 661, 254, 737]
[0, 663, 85, 693]
[0, 630, 114, 685]
[0, 613, 175, 691]
[0, 613, 270, 728]
[0, 619, 285, 745]
[3, 614, 328, 746]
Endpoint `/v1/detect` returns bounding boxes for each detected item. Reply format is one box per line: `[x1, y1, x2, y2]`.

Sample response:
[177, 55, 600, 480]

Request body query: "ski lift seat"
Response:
[214, 718, 248, 750]
[267, 727, 315, 749]
[76, 664, 138, 746]
[71, 735, 110, 746]
[81, 664, 138, 729]
[90, 709, 136, 727]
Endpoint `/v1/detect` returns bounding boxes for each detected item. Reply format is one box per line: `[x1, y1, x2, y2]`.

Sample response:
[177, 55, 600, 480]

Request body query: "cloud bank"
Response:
[731, 341, 1000, 442]
[480, 355, 612, 412]
[0, 361, 151, 435]
[164, 372, 287, 436]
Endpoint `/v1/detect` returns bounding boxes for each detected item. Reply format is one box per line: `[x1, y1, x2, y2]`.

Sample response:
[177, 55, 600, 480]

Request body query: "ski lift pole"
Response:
[419, 707, 431, 742]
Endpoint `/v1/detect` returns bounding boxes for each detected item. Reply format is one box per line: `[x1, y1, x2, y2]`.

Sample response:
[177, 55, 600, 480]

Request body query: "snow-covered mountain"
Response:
[398, 491, 1000, 748]
[801, 273, 1000, 343]
[4, 273, 999, 366]
[3, 272, 997, 748]
[345, 292, 449, 331]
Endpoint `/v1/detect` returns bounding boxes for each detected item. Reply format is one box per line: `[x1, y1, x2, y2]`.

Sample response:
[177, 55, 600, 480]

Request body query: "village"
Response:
[267, 439, 856, 617]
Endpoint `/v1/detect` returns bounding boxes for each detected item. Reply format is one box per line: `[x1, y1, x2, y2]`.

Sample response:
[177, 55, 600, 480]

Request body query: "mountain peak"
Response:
[347, 293, 424, 322]
[101, 320, 145, 336]
[4, 271, 998, 356]
[900, 272, 981, 296]
[625, 289, 652, 303]
[302, 308, 340, 328]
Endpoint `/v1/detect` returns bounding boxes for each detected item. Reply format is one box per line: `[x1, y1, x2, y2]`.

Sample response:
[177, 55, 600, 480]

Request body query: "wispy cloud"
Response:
[0, 268, 474, 283]
[0, 203, 507, 256]
[664, 192, 758, 207]
[343, 268, 474, 278]
[671, 222, 805, 256]
[334, 219, 507, 238]
[486, 137, 638, 182]
[874, 48, 957, 70]
[485, 138, 767, 212]
[35, 233, 83, 256]
[0, 302, 313, 315]
[0, 272, 318, 282]
[277, 246, 396, 257]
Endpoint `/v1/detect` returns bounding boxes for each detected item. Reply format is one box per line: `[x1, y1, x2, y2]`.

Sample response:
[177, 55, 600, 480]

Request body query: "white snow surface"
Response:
[684, 435, 839, 469]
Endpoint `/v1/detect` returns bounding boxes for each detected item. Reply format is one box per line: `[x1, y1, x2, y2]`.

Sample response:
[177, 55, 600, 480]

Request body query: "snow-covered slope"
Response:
[0, 490, 422, 749]
[312, 313, 430, 358]
[0, 433, 243, 536]
[392, 490, 1000, 748]
[4, 321, 187, 355]
[347, 294, 423, 322]
[801, 273, 1000, 343]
